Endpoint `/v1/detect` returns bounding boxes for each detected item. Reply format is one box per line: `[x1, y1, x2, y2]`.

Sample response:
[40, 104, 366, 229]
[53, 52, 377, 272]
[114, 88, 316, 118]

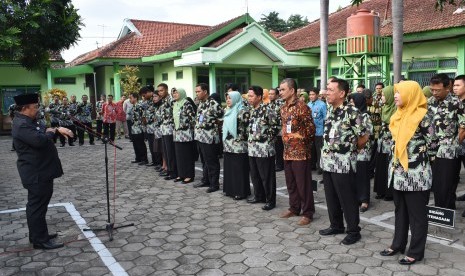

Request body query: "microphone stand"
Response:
[56, 111, 134, 241]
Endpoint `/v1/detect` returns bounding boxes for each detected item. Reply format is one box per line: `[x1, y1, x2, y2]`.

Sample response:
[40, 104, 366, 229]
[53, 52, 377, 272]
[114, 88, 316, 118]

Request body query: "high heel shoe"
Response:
[380, 248, 405, 256]
[182, 178, 194, 184]
[173, 177, 182, 182]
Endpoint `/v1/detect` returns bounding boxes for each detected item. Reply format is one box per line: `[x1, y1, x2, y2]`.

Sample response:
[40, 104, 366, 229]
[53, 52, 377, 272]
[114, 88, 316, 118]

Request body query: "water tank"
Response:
[345, 9, 380, 54]
[347, 9, 380, 37]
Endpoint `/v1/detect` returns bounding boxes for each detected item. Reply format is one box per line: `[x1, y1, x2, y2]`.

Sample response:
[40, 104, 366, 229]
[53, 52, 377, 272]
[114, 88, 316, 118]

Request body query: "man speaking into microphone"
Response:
[12, 93, 73, 250]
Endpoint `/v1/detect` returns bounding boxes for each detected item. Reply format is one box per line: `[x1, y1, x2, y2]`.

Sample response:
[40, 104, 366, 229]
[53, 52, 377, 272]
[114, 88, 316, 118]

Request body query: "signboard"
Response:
[427, 205, 455, 228]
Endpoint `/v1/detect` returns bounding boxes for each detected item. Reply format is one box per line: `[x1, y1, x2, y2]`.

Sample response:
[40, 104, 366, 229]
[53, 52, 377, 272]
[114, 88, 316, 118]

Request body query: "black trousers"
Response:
[60, 125, 75, 145]
[77, 122, 94, 145]
[27, 181, 53, 243]
[127, 120, 133, 137]
[175, 141, 195, 179]
[275, 136, 284, 169]
[374, 152, 393, 198]
[96, 119, 103, 138]
[391, 189, 429, 260]
[146, 133, 156, 164]
[198, 141, 220, 188]
[433, 158, 460, 209]
[284, 159, 315, 218]
[311, 136, 323, 169]
[249, 156, 276, 205]
[356, 161, 370, 204]
[162, 135, 177, 177]
[103, 122, 116, 141]
[132, 133, 147, 162]
[323, 170, 360, 235]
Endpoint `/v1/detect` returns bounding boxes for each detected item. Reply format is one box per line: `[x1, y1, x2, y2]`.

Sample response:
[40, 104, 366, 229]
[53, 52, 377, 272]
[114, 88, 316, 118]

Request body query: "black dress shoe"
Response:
[193, 182, 209, 188]
[384, 196, 393, 201]
[69, 143, 75, 146]
[206, 187, 219, 193]
[233, 196, 245, 200]
[262, 203, 275, 211]
[399, 256, 421, 265]
[380, 248, 405, 256]
[33, 240, 64, 250]
[154, 165, 162, 170]
[319, 227, 345, 236]
[60, 144, 65, 147]
[341, 233, 361, 245]
[145, 162, 155, 167]
[181, 178, 194, 184]
[89, 142, 95, 145]
[375, 194, 385, 199]
[173, 178, 182, 182]
[247, 197, 263, 204]
[131, 160, 141, 163]
[164, 175, 176, 180]
[29, 233, 58, 243]
[457, 194, 465, 201]
[159, 171, 169, 177]
[138, 161, 148, 165]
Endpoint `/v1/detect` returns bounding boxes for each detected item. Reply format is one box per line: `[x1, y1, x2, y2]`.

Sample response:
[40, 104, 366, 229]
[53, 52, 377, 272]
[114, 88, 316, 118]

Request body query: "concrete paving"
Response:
[1, 136, 465, 276]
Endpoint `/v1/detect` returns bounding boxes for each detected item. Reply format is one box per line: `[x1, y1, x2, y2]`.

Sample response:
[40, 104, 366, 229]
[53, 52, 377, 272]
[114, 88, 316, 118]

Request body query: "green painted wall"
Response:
[402, 39, 457, 61]
[223, 44, 276, 66]
[154, 61, 196, 98]
[251, 68, 273, 88]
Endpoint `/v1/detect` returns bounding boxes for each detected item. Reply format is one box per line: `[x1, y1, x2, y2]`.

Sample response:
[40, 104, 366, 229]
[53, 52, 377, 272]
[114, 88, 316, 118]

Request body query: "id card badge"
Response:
[252, 123, 257, 133]
[313, 112, 318, 118]
[329, 128, 336, 139]
[286, 122, 292, 134]
[199, 114, 204, 123]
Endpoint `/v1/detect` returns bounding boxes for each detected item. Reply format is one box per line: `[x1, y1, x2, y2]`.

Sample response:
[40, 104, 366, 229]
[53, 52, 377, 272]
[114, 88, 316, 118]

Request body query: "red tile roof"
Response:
[69, 15, 246, 66]
[70, 20, 209, 66]
[279, 0, 465, 51]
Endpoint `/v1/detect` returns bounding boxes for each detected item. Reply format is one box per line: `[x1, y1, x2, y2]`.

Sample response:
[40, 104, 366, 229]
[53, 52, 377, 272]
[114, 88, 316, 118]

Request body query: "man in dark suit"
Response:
[12, 93, 73, 250]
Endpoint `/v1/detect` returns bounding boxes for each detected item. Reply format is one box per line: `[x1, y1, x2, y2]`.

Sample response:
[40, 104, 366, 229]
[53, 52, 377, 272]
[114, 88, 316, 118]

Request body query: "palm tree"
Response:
[392, 0, 403, 83]
[320, 0, 329, 90]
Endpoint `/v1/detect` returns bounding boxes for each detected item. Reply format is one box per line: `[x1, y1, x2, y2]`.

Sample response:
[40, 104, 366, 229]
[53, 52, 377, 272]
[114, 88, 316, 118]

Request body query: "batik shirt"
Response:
[368, 93, 383, 139]
[389, 119, 432, 191]
[57, 104, 73, 127]
[77, 102, 93, 123]
[153, 104, 163, 139]
[194, 97, 224, 144]
[320, 103, 365, 173]
[48, 102, 61, 124]
[248, 102, 281, 158]
[37, 104, 46, 126]
[174, 101, 196, 142]
[459, 98, 465, 156]
[223, 108, 250, 154]
[131, 100, 145, 135]
[159, 97, 174, 136]
[69, 101, 79, 117]
[426, 93, 465, 159]
[96, 100, 105, 120]
[357, 113, 374, 161]
[377, 122, 393, 154]
[143, 100, 156, 134]
[269, 98, 284, 136]
[103, 102, 117, 124]
[281, 99, 315, 160]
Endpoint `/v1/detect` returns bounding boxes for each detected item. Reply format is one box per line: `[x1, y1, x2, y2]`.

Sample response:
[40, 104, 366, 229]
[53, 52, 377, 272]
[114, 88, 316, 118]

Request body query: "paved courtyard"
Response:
[1, 137, 465, 276]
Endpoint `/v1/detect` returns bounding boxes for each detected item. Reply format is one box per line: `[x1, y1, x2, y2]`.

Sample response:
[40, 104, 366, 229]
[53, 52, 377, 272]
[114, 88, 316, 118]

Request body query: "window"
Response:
[162, 73, 168, 81]
[176, 71, 183, 80]
[54, 77, 76, 84]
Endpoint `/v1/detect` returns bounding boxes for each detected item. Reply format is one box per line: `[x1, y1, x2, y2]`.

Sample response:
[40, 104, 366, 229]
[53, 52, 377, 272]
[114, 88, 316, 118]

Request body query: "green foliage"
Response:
[0, 0, 83, 70]
[259, 11, 288, 32]
[119, 66, 142, 96]
[287, 14, 309, 31]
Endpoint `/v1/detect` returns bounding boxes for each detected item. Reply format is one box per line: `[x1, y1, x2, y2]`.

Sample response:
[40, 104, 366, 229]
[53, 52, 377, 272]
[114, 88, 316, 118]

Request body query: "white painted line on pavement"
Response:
[0, 202, 128, 276]
[370, 211, 395, 222]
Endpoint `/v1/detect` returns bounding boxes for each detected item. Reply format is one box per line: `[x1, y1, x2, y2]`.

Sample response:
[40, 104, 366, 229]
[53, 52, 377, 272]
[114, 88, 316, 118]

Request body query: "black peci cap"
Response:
[14, 93, 39, 106]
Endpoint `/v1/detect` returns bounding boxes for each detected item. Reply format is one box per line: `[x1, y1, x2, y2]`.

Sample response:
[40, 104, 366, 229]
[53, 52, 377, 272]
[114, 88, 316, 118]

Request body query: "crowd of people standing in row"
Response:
[11, 74, 465, 263]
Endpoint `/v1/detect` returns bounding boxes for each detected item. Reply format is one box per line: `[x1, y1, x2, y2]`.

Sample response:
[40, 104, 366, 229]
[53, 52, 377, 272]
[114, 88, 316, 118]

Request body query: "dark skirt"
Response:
[174, 141, 195, 178]
[356, 160, 370, 204]
[153, 138, 163, 153]
[373, 152, 393, 197]
[223, 152, 251, 198]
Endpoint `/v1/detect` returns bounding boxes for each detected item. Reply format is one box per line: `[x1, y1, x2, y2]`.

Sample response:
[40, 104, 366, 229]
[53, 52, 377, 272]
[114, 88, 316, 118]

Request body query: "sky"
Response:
[61, 0, 353, 62]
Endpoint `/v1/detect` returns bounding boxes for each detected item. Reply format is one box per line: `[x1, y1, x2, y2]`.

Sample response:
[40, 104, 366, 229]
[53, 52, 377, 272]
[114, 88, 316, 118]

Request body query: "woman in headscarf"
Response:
[349, 93, 373, 213]
[222, 91, 251, 200]
[380, 81, 432, 265]
[373, 86, 396, 201]
[298, 91, 309, 104]
[150, 90, 164, 171]
[172, 88, 196, 184]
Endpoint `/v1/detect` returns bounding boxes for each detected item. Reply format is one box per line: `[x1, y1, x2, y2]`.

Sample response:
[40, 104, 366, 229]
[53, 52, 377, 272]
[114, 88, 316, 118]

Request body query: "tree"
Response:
[0, 0, 83, 70]
[259, 11, 288, 32]
[287, 14, 309, 31]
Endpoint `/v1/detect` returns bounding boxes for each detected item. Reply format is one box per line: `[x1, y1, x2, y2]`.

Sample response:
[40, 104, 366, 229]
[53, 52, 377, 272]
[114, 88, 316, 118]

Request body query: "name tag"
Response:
[199, 114, 204, 123]
[313, 112, 318, 118]
[252, 123, 257, 132]
[329, 128, 336, 139]
[286, 122, 292, 134]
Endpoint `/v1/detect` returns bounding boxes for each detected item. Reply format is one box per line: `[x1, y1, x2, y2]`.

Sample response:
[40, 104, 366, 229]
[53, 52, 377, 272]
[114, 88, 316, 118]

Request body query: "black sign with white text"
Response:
[427, 205, 455, 228]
